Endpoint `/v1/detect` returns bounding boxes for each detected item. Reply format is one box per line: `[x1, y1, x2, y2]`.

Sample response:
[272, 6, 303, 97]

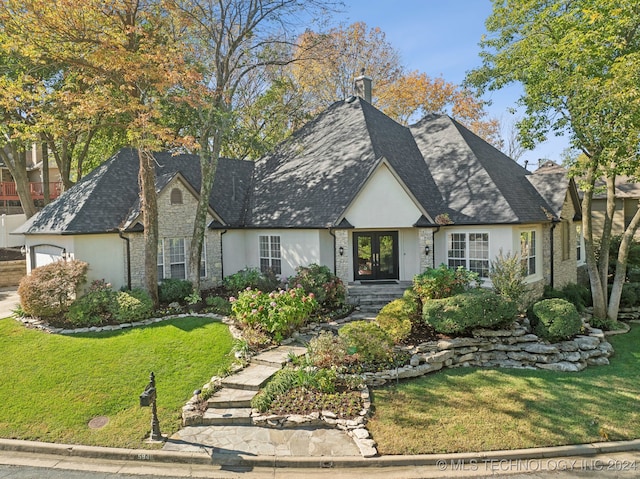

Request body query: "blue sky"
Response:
[339, 0, 570, 167]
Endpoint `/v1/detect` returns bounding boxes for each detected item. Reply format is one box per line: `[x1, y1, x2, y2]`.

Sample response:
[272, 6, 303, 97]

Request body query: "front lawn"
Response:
[368, 325, 640, 454]
[0, 316, 234, 448]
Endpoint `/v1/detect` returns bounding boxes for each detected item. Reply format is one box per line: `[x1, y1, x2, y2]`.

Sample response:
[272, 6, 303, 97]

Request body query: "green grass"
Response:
[0, 316, 234, 448]
[368, 325, 640, 455]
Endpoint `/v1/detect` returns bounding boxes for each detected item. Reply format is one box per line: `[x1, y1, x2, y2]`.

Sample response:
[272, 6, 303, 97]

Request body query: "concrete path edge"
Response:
[1, 437, 640, 469]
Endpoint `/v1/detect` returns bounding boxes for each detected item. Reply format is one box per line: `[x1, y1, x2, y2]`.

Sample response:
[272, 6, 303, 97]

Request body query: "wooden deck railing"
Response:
[0, 182, 63, 201]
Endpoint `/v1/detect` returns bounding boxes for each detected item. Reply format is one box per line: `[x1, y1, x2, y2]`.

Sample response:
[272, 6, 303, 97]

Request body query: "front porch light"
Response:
[339, 246, 344, 256]
[424, 245, 430, 256]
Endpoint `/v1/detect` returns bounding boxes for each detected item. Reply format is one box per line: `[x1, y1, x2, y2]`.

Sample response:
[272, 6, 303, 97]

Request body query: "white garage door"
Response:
[31, 245, 65, 269]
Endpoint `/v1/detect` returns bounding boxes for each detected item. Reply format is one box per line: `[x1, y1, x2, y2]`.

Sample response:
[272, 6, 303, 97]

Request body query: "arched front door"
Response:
[353, 231, 399, 281]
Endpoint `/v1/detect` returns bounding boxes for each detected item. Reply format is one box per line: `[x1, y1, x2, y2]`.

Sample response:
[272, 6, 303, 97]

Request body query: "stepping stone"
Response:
[207, 388, 256, 409]
[252, 345, 307, 367]
[220, 363, 280, 391]
[202, 407, 252, 426]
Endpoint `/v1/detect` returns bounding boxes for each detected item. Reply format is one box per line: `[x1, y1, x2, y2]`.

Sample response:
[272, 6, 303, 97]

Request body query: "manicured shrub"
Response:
[422, 289, 517, 335]
[67, 288, 116, 326]
[18, 259, 88, 319]
[338, 320, 395, 364]
[528, 298, 583, 342]
[205, 296, 232, 315]
[375, 297, 414, 343]
[544, 283, 592, 312]
[230, 287, 316, 342]
[412, 264, 478, 301]
[110, 289, 154, 323]
[223, 268, 280, 295]
[489, 250, 528, 308]
[287, 264, 346, 312]
[158, 278, 193, 304]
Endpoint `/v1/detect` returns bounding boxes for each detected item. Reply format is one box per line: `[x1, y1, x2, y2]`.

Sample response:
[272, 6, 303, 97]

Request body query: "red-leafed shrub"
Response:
[18, 259, 88, 319]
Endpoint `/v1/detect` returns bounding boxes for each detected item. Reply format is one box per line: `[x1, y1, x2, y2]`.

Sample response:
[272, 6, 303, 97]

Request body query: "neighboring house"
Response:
[588, 175, 640, 239]
[0, 144, 63, 215]
[15, 79, 582, 296]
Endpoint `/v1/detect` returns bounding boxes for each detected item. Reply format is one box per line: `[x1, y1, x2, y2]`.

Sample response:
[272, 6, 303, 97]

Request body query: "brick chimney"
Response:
[354, 69, 372, 103]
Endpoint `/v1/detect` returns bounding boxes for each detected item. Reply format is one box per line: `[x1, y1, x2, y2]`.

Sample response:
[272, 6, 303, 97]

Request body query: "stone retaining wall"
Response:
[362, 318, 613, 386]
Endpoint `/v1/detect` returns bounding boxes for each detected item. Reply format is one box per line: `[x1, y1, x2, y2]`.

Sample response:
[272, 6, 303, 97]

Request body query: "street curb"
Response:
[1, 438, 639, 469]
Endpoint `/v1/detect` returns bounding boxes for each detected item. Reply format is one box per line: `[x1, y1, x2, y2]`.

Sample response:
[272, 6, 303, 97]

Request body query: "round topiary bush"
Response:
[528, 298, 583, 342]
[422, 289, 517, 335]
[375, 297, 415, 343]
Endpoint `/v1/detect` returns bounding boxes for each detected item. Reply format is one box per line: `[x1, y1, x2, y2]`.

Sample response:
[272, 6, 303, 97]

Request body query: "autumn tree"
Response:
[1, 0, 197, 306]
[166, 0, 336, 290]
[468, 0, 640, 321]
[0, 49, 42, 218]
[292, 22, 501, 146]
[292, 22, 403, 112]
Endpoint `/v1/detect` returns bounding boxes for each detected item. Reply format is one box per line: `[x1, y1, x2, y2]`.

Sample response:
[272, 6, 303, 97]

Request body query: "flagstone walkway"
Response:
[162, 341, 363, 459]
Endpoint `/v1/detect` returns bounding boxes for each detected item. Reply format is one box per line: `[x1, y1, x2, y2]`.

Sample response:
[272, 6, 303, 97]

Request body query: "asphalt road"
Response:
[1, 450, 640, 479]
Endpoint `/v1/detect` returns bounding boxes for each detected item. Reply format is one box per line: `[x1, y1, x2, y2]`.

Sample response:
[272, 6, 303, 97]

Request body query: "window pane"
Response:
[200, 242, 206, 278]
[271, 259, 282, 275]
[469, 259, 489, 278]
[168, 238, 186, 279]
[259, 236, 269, 257]
[260, 258, 270, 273]
[171, 264, 186, 280]
[157, 240, 164, 279]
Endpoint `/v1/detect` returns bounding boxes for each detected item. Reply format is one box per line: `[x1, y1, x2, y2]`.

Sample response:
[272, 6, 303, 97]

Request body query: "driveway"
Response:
[0, 287, 20, 319]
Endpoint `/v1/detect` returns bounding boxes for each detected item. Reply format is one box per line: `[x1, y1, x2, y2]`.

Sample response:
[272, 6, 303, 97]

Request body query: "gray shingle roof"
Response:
[18, 97, 569, 235]
[410, 115, 554, 224]
[16, 148, 254, 234]
[246, 98, 444, 228]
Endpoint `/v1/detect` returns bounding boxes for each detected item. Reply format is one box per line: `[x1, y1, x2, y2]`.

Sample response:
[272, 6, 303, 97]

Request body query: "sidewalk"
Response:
[0, 287, 19, 318]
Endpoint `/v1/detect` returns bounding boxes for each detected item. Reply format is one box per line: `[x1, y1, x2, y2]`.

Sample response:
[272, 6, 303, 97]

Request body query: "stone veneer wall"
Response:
[125, 179, 223, 290]
[418, 228, 434, 272]
[335, 229, 350, 285]
[543, 191, 579, 290]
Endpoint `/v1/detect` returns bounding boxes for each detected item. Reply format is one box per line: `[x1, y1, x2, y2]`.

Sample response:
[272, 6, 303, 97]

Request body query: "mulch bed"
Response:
[0, 248, 25, 262]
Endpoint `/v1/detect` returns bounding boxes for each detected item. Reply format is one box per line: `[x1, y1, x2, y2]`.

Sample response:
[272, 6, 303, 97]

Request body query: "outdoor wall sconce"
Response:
[339, 246, 344, 256]
[424, 245, 430, 256]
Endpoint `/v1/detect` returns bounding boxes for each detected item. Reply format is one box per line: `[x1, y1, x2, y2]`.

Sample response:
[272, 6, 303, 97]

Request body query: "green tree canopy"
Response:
[468, 0, 640, 320]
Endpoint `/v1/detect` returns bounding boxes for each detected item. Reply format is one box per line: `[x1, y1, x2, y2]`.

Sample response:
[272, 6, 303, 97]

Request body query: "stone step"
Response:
[220, 363, 280, 391]
[252, 345, 307, 368]
[202, 407, 252, 426]
[207, 388, 257, 409]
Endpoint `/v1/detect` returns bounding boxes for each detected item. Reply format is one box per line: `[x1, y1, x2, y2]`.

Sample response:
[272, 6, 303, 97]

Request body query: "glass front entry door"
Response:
[353, 231, 399, 281]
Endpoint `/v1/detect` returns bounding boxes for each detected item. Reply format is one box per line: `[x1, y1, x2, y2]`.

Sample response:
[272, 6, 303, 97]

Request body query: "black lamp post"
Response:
[139, 372, 163, 442]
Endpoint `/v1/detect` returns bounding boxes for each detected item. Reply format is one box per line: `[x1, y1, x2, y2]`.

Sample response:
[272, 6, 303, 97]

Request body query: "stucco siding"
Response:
[343, 163, 423, 228]
[319, 229, 335, 272]
[222, 229, 324, 279]
[75, 234, 127, 290]
[433, 225, 514, 272]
